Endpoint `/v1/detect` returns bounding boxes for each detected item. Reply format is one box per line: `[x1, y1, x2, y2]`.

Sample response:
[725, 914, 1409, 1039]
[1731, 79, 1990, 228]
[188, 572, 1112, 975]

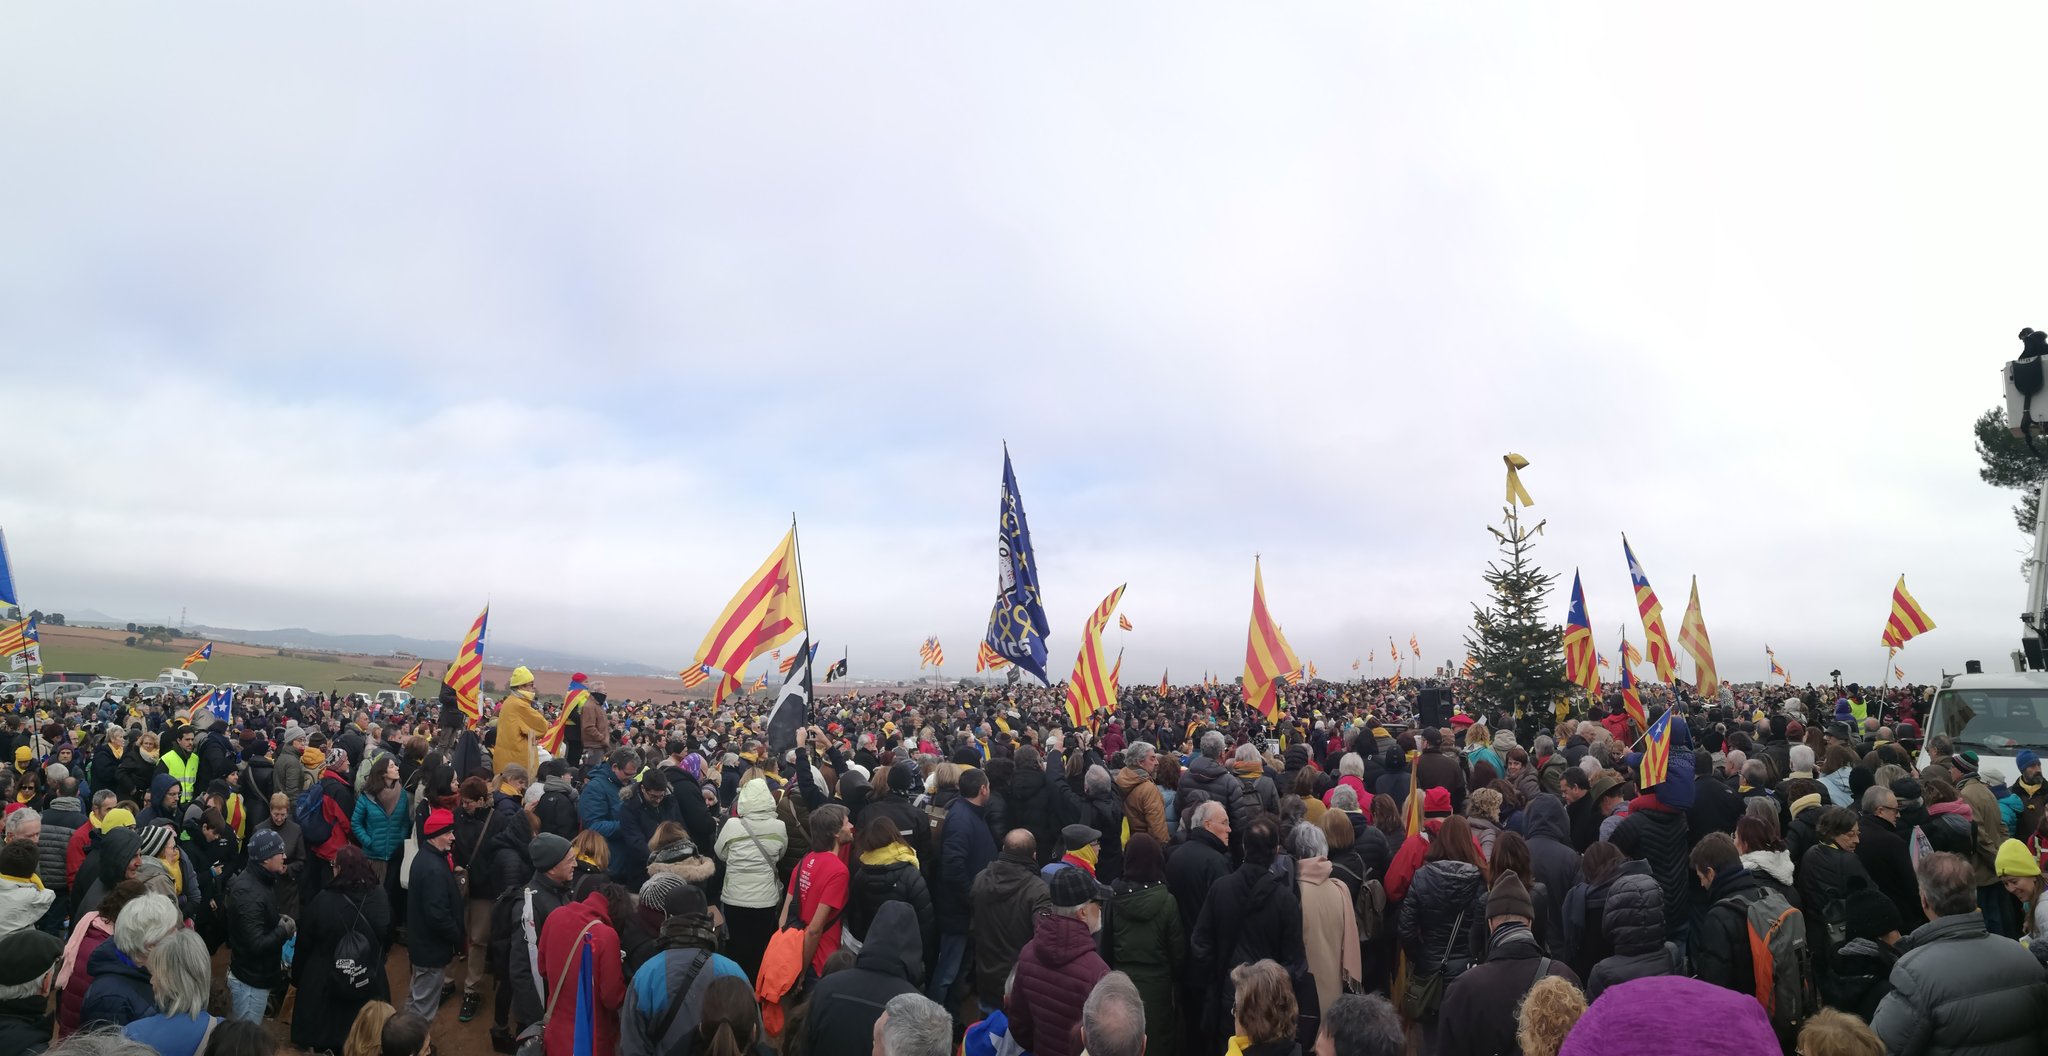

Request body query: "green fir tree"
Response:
[1464, 504, 1569, 719]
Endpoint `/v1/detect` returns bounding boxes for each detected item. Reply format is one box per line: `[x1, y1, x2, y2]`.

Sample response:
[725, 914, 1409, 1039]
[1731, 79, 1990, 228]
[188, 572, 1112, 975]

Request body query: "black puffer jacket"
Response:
[1560, 858, 1651, 979]
[1189, 860, 1305, 1034]
[1584, 873, 1674, 1000]
[37, 796, 86, 890]
[846, 853, 937, 976]
[802, 900, 924, 1056]
[1008, 764, 1064, 864]
[1395, 860, 1486, 981]
[1871, 912, 2048, 1055]
[1797, 842, 1872, 940]
[1609, 797, 1691, 941]
[1176, 754, 1244, 828]
[471, 791, 533, 902]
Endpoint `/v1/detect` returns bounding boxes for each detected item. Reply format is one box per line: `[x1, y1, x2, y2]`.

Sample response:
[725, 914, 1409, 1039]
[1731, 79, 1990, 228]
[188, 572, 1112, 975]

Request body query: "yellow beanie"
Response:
[95, 808, 136, 832]
[1995, 838, 2041, 879]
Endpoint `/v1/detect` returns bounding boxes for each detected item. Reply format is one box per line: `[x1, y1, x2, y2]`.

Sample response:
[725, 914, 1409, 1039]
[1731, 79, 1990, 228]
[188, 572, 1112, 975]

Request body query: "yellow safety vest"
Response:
[161, 750, 199, 804]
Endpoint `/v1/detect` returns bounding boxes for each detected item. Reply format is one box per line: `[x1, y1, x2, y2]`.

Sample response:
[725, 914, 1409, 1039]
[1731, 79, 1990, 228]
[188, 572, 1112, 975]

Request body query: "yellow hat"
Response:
[95, 808, 136, 832]
[1996, 838, 2042, 879]
[12, 746, 27, 771]
[509, 666, 536, 688]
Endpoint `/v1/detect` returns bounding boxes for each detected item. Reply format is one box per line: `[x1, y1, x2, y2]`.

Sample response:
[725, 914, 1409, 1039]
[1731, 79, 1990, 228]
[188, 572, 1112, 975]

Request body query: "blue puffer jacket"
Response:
[79, 940, 156, 1030]
[351, 789, 412, 859]
[579, 761, 626, 845]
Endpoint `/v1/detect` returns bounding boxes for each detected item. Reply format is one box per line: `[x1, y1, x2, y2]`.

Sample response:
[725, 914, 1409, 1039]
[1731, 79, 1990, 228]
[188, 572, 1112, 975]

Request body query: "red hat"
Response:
[1423, 786, 1453, 816]
[572, 672, 588, 682]
[423, 808, 456, 840]
[1450, 714, 1475, 728]
[1786, 721, 1805, 740]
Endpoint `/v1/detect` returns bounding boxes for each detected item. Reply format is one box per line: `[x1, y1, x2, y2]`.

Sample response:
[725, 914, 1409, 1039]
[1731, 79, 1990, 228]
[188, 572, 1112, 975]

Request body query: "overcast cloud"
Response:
[5, 4, 2047, 684]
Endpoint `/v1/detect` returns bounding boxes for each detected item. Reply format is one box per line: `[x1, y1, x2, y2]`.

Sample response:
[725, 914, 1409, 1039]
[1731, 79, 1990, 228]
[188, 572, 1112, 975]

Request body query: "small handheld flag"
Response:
[1641, 708, 1674, 788]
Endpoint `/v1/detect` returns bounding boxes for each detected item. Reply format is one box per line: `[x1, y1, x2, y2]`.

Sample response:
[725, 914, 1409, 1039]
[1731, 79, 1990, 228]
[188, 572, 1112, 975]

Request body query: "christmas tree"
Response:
[1464, 502, 1569, 721]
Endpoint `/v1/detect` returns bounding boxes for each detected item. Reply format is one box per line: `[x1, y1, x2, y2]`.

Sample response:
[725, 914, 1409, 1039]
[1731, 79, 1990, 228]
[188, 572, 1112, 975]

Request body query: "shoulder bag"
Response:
[515, 918, 601, 1056]
[1399, 908, 1465, 1023]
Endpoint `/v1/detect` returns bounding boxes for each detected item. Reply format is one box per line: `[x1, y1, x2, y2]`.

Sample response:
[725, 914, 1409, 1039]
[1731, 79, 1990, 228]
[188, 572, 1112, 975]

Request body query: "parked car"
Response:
[34, 682, 85, 702]
[374, 690, 413, 708]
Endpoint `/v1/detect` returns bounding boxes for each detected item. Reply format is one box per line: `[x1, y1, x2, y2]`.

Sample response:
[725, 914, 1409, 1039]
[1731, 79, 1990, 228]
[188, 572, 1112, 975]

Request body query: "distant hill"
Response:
[62, 613, 671, 678]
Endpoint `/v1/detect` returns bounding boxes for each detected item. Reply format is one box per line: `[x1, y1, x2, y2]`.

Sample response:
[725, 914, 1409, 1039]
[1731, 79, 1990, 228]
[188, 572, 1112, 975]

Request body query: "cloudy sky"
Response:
[6, 5, 2047, 685]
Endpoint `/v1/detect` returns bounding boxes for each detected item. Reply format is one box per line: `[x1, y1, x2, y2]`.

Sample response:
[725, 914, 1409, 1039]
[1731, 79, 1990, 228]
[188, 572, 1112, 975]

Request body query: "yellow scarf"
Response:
[859, 843, 920, 869]
[1226, 1036, 1254, 1056]
[1066, 843, 1099, 870]
[1, 871, 43, 891]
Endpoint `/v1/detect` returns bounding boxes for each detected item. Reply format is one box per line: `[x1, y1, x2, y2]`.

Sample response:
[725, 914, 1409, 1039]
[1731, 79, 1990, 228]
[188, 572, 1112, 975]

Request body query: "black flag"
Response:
[767, 634, 813, 753]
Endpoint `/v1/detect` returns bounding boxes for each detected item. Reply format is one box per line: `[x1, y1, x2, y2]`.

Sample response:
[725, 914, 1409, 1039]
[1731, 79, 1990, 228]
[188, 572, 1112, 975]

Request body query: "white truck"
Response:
[159, 668, 198, 686]
[1916, 671, 2048, 785]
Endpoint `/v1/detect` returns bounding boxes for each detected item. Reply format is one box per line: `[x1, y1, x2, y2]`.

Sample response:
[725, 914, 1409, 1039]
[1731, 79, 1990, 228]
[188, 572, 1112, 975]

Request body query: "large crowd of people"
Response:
[0, 662, 2045, 1056]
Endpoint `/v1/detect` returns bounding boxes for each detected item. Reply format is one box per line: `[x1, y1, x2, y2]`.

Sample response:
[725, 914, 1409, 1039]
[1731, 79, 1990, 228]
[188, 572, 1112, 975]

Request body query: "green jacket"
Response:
[1110, 879, 1187, 1056]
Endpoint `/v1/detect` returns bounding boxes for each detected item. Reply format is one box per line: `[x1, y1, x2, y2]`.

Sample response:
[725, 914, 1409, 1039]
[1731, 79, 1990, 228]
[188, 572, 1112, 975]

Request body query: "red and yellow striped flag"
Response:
[1881, 575, 1935, 649]
[711, 671, 742, 706]
[691, 528, 805, 685]
[1624, 535, 1679, 683]
[1241, 558, 1302, 724]
[1404, 755, 1425, 837]
[442, 606, 489, 727]
[397, 661, 422, 690]
[680, 664, 712, 690]
[1064, 585, 1127, 726]
[1118, 614, 1133, 632]
[1678, 576, 1718, 694]
[1159, 670, 1170, 695]
[975, 640, 1009, 672]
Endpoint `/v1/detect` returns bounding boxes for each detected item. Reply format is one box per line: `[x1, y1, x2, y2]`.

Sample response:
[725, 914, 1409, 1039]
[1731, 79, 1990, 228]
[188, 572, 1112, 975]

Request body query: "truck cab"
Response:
[1915, 671, 2048, 784]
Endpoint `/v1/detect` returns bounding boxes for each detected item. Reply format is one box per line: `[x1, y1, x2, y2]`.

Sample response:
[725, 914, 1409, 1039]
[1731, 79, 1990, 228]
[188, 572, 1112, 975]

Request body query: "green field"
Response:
[35, 637, 413, 692]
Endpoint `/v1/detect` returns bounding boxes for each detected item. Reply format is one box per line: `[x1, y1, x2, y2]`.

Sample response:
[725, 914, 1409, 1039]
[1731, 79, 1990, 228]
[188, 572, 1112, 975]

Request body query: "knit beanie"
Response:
[1485, 872, 1535, 921]
[1996, 838, 2042, 879]
[301, 748, 326, 769]
[2018, 749, 2041, 776]
[528, 832, 572, 871]
[1843, 880, 1902, 942]
[422, 808, 456, 840]
[1953, 750, 1980, 775]
[136, 824, 175, 859]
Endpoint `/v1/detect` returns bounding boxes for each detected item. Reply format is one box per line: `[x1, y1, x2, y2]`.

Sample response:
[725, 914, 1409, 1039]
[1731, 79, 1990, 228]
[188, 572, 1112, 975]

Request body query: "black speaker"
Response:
[1416, 687, 1453, 728]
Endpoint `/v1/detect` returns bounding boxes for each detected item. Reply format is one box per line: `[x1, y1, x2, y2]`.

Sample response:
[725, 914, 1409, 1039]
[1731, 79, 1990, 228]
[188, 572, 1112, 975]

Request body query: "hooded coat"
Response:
[1007, 762, 1066, 866]
[72, 827, 139, 920]
[1523, 794, 1580, 940]
[1585, 872, 1676, 1000]
[1821, 937, 1899, 1022]
[1109, 877, 1185, 1056]
[802, 900, 925, 1056]
[1610, 794, 1692, 941]
[539, 893, 626, 1056]
[1190, 860, 1306, 1035]
[1560, 858, 1651, 980]
[715, 781, 788, 910]
[1012, 910, 1111, 1056]
[78, 941, 154, 1030]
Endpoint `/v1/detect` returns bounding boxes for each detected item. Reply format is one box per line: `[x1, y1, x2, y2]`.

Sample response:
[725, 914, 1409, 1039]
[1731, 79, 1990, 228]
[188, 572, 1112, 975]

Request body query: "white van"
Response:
[374, 690, 413, 708]
[1915, 671, 2048, 784]
[159, 669, 199, 686]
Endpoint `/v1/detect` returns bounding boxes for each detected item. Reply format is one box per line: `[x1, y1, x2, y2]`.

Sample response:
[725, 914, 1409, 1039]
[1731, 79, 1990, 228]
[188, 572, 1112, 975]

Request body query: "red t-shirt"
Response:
[796, 849, 849, 974]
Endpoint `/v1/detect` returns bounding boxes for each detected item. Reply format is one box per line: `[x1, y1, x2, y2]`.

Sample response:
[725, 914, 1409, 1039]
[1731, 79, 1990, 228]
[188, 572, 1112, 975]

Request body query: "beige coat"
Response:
[1297, 856, 1361, 1019]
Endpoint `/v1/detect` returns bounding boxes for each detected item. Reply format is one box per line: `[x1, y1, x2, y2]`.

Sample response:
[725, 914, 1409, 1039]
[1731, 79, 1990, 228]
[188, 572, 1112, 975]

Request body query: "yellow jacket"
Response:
[492, 690, 551, 776]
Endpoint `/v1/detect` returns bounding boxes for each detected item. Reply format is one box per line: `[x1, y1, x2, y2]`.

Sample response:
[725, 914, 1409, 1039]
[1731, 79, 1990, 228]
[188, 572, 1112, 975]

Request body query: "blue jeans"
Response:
[226, 976, 269, 1023]
[926, 933, 968, 1005]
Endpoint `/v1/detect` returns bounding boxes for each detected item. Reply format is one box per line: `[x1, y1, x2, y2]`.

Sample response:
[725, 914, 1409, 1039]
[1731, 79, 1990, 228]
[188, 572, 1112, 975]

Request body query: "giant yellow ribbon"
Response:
[1504, 452, 1534, 506]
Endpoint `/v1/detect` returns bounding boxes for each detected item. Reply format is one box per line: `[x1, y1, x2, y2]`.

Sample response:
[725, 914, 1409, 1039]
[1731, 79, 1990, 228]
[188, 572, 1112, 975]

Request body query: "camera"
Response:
[2002, 328, 2048, 434]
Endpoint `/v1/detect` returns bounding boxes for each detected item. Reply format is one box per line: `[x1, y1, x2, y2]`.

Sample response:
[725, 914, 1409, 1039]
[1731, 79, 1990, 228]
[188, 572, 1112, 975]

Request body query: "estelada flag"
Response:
[182, 643, 212, 668]
[397, 661, 423, 690]
[440, 606, 489, 727]
[1562, 571, 1599, 698]
[1623, 535, 1679, 682]
[691, 528, 804, 686]
[1641, 707, 1675, 788]
[1619, 660, 1647, 730]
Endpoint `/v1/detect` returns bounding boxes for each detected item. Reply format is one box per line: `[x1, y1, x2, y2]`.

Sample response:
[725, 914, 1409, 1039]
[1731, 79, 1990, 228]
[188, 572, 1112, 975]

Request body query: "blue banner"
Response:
[0, 528, 17, 610]
[984, 447, 1053, 685]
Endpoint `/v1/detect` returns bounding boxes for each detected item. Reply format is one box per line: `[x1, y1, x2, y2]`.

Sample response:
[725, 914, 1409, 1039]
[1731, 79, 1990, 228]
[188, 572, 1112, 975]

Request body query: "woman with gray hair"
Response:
[78, 893, 179, 1030]
[115, 929, 218, 1055]
[1291, 822, 1360, 1039]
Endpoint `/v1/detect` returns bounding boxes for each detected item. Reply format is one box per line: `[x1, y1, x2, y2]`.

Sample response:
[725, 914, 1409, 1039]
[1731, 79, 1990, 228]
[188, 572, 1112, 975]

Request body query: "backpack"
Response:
[1332, 861, 1388, 942]
[295, 784, 332, 845]
[1722, 888, 1816, 1035]
[329, 894, 376, 995]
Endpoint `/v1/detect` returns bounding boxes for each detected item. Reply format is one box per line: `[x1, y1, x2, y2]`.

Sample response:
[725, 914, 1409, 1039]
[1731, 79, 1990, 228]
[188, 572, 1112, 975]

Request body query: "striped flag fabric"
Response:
[1619, 659, 1647, 730]
[1895, 664, 1907, 683]
[1597, 653, 1610, 670]
[752, 673, 767, 691]
[1678, 576, 1718, 694]
[0, 616, 37, 657]
[1306, 661, 1318, 681]
[1241, 558, 1302, 723]
[186, 686, 233, 727]
[1767, 645, 1788, 683]
[975, 640, 1009, 672]
[680, 664, 712, 690]
[1881, 575, 1936, 648]
[711, 671, 742, 706]
[1063, 585, 1126, 726]
[1620, 634, 1644, 673]
[1641, 707, 1675, 788]
[919, 637, 946, 669]
[1352, 658, 1361, 671]
[1159, 670, 1170, 695]
[1118, 614, 1133, 632]
[691, 528, 805, 685]
[1410, 634, 1421, 658]
[182, 643, 213, 668]
[1404, 757, 1425, 837]
[1460, 656, 1477, 677]
[397, 661, 423, 689]
[1623, 535, 1679, 682]
[1563, 571, 1600, 699]
[441, 606, 489, 727]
